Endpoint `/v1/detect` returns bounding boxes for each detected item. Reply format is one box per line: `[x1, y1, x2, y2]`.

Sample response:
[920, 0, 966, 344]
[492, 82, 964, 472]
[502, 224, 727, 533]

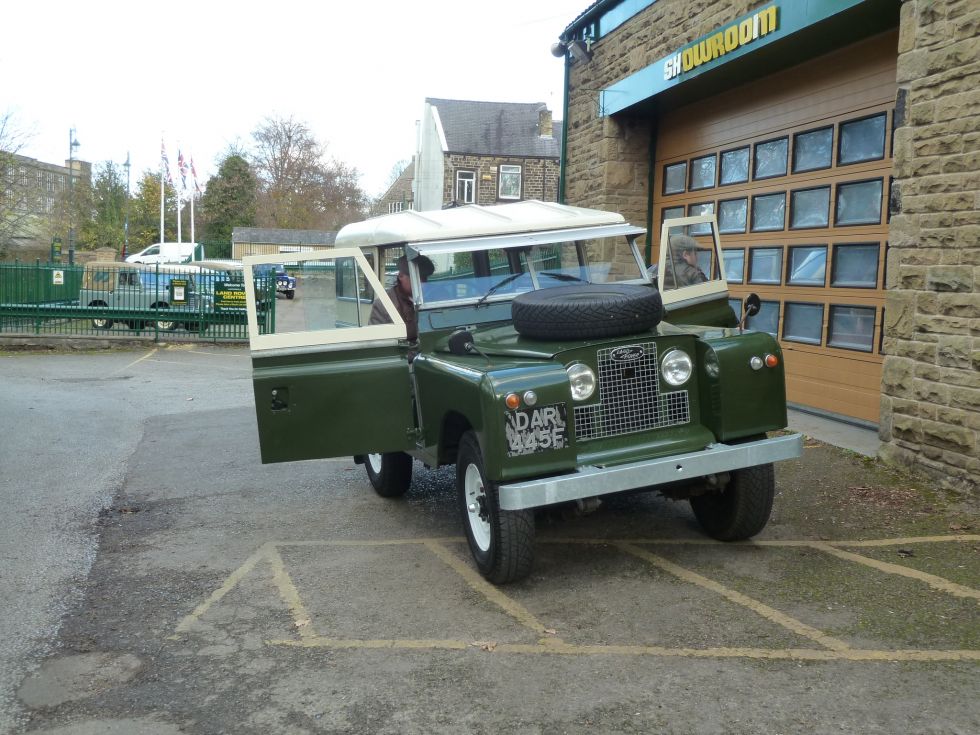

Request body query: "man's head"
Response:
[670, 234, 699, 266]
[395, 255, 435, 296]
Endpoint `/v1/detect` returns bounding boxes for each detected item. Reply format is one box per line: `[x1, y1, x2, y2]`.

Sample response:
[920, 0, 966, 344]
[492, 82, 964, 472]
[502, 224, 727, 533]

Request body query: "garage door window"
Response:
[839, 113, 887, 165]
[751, 192, 786, 231]
[746, 300, 780, 336]
[793, 127, 834, 173]
[783, 302, 824, 345]
[718, 198, 748, 233]
[790, 186, 831, 229]
[831, 243, 879, 288]
[720, 147, 750, 185]
[749, 247, 783, 284]
[664, 162, 687, 194]
[828, 305, 876, 352]
[753, 137, 788, 179]
[689, 154, 716, 190]
[836, 179, 883, 225]
[787, 245, 827, 286]
[723, 249, 745, 283]
[687, 202, 715, 234]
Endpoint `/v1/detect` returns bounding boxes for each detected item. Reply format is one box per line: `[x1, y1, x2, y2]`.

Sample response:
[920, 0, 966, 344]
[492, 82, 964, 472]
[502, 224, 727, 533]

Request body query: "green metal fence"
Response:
[0, 261, 274, 342]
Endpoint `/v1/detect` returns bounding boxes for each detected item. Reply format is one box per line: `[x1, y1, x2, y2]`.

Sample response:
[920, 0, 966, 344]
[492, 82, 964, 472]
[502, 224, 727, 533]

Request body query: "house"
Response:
[370, 160, 415, 217]
[413, 98, 562, 212]
[556, 0, 978, 495]
[231, 227, 336, 260]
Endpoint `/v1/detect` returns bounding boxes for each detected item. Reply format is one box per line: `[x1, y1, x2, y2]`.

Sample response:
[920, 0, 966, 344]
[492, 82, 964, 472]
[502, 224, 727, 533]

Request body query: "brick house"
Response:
[556, 0, 978, 494]
[370, 160, 415, 217]
[413, 98, 562, 211]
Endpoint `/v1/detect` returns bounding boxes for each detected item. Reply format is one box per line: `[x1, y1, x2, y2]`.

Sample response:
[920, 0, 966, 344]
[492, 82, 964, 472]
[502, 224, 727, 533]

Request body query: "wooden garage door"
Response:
[653, 31, 897, 424]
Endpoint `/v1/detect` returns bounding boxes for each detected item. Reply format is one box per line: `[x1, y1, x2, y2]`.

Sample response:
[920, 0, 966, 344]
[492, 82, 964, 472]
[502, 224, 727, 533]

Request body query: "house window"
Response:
[455, 170, 476, 204]
[498, 165, 522, 200]
[387, 201, 404, 213]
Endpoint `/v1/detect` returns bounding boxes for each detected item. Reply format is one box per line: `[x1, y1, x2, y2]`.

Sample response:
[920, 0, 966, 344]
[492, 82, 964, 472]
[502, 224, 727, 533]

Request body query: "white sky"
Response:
[2, 0, 587, 198]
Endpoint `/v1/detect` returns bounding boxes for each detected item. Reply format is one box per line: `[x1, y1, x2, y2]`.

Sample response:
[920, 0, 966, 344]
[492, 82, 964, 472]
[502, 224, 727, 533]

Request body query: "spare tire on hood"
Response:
[512, 284, 663, 340]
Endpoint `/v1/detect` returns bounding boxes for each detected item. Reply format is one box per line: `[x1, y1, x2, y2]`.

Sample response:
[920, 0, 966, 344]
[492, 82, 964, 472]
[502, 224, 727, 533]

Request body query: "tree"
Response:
[0, 111, 35, 258]
[200, 152, 258, 242]
[127, 169, 178, 248]
[250, 115, 367, 231]
[77, 162, 126, 250]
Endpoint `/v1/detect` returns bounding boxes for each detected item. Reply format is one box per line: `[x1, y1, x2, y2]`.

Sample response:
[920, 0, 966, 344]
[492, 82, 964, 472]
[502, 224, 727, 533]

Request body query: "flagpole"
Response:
[160, 139, 165, 244]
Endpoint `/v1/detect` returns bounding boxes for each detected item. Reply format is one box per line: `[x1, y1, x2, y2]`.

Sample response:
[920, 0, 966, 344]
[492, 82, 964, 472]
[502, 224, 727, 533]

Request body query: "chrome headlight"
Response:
[661, 349, 693, 386]
[703, 348, 720, 378]
[566, 363, 596, 401]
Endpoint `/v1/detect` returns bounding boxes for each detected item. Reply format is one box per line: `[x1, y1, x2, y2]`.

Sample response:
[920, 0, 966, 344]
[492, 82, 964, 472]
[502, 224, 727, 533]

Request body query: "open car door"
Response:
[244, 249, 415, 464]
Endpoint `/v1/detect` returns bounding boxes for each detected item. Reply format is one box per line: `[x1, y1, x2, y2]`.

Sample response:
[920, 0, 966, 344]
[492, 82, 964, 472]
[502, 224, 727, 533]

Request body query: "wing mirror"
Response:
[448, 329, 475, 356]
[739, 293, 761, 333]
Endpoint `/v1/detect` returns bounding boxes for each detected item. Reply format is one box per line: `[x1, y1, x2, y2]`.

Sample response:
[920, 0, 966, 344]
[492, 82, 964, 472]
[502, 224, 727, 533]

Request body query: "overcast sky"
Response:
[2, 0, 586, 198]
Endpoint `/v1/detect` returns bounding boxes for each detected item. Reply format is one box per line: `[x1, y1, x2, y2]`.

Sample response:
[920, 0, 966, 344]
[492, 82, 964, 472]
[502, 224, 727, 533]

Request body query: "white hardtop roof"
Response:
[334, 200, 633, 248]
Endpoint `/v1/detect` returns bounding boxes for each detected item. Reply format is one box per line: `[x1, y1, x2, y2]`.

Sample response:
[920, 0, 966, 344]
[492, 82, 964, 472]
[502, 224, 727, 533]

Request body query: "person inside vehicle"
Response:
[369, 254, 435, 342]
[665, 233, 708, 289]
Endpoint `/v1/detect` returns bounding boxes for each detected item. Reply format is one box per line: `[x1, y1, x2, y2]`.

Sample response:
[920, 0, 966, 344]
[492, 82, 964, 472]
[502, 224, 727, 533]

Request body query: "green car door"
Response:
[244, 249, 415, 465]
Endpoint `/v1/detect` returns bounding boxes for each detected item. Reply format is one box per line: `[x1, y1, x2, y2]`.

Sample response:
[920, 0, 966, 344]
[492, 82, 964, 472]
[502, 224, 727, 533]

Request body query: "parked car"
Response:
[243, 201, 802, 584]
[79, 261, 212, 331]
[124, 242, 202, 265]
[253, 263, 296, 299]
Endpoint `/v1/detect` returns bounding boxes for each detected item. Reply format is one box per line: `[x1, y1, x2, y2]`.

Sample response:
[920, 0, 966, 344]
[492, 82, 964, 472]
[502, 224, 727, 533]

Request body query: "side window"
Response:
[455, 170, 475, 205]
[498, 165, 521, 200]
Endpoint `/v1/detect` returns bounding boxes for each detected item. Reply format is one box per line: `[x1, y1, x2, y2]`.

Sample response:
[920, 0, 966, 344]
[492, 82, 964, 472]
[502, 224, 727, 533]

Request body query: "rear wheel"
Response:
[690, 463, 775, 541]
[365, 452, 413, 497]
[457, 431, 534, 584]
[91, 317, 113, 329]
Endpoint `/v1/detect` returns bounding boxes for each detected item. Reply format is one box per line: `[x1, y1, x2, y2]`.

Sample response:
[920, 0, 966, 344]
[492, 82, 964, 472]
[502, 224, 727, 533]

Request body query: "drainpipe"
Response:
[558, 51, 570, 204]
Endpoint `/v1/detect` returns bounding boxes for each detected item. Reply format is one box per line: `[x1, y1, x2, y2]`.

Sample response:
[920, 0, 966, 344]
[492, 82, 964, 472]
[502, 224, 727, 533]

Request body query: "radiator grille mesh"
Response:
[573, 342, 690, 440]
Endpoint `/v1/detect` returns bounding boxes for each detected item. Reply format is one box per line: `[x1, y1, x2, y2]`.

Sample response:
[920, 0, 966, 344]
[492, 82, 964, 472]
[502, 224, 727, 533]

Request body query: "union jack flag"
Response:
[160, 141, 173, 185]
[190, 156, 202, 195]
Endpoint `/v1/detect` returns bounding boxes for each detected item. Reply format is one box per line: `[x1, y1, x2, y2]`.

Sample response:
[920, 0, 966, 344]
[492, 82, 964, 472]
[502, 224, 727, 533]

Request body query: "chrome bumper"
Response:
[498, 433, 803, 511]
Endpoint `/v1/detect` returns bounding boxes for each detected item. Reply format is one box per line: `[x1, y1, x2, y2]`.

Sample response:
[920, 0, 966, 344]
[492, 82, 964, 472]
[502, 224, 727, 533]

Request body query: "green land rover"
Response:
[244, 201, 802, 584]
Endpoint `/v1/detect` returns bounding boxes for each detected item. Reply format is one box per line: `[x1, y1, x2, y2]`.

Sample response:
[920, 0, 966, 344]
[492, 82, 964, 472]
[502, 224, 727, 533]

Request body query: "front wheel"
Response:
[365, 452, 413, 497]
[690, 463, 775, 541]
[457, 431, 534, 584]
[91, 317, 113, 330]
[285, 290, 295, 300]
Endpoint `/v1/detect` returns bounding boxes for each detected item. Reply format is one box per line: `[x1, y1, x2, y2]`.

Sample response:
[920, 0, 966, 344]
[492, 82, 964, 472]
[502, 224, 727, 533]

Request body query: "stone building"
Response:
[1, 153, 91, 260]
[413, 98, 562, 211]
[371, 160, 415, 217]
[231, 227, 336, 260]
[556, 0, 977, 494]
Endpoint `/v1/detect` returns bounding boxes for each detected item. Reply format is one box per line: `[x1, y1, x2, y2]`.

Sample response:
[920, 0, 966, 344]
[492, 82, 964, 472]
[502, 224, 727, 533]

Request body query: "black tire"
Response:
[457, 431, 534, 584]
[512, 284, 663, 340]
[690, 463, 775, 541]
[365, 452, 413, 497]
[91, 317, 113, 330]
[285, 290, 295, 300]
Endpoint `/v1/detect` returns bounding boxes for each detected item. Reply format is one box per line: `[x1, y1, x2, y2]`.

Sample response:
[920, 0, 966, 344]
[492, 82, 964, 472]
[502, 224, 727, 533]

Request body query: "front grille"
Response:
[573, 342, 690, 441]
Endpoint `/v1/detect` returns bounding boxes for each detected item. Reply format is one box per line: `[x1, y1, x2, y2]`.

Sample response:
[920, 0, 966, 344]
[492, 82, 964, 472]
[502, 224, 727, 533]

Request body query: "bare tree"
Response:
[0, 111, 36, 258]
[250, 115, 367, 231]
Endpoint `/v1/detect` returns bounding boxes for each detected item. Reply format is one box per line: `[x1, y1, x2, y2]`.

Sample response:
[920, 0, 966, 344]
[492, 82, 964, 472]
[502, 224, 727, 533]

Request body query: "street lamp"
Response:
[123, 152, 131, 260]
[68, 128, 80, 263]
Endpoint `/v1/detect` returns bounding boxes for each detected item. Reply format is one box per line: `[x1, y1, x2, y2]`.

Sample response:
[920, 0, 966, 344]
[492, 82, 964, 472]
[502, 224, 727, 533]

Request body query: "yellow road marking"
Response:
[615, 542, 852, 651]
[267, 545, 318, 638]
[423, 540, 554, 638]
[109, 348, 157, 376]
[266, 638, 980, 662]
[170, 543, 271, 637]
[810, 542, 980, 601]
[171, 534, 980, 661]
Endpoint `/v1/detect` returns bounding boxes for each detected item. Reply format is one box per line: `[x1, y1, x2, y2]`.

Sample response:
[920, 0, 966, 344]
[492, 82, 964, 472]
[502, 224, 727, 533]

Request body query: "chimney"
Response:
[538, 108, 553, 138]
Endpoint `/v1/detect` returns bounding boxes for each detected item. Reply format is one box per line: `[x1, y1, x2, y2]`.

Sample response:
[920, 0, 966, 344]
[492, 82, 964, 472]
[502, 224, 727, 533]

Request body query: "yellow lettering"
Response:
[682, 47, 695, 71]
[725, 25, 739, 52]
[709, 32, 725, 59]
[759, 5, 778, 35]
[739, 18, 753, 45]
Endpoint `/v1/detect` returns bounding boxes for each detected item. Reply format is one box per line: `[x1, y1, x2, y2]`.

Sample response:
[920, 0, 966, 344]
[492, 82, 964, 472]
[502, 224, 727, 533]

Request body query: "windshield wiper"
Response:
[540, 271, 586, 282]
[475, 272, 525, 307]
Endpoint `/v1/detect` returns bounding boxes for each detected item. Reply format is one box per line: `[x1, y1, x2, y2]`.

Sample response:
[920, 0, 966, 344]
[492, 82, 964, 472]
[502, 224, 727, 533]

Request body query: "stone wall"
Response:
[442, 155, 559, 206]
[881, 0, 979, 495]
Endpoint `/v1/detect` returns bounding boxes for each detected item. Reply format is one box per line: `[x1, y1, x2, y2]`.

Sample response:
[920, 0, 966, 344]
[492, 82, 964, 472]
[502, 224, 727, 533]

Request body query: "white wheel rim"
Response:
[464, 463, 491, 552]
[367, 453, 383, 474]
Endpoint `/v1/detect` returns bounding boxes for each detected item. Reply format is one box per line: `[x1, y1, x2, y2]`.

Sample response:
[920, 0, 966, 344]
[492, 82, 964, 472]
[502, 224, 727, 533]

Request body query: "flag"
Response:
[177, 149, 190, 199]
[161, 141, 173, 186]
[190, 156, 202, 195]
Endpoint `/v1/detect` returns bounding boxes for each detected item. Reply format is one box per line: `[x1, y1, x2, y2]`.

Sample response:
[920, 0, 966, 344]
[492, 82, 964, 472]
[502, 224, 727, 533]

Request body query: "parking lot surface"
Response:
[1, 344, 977, 734]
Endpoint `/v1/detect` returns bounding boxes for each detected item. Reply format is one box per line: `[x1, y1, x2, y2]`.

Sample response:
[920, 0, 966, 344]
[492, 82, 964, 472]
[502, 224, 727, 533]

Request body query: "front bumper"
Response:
[498, 433, 803, 511]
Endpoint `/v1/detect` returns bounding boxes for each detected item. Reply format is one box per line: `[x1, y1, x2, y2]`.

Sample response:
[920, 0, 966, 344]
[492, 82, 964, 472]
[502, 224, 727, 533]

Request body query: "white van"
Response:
[125, 242, 203, 264]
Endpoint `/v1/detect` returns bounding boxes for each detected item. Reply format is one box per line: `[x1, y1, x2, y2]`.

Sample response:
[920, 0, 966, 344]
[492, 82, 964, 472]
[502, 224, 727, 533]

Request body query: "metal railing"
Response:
[0, 261, 274, 342]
